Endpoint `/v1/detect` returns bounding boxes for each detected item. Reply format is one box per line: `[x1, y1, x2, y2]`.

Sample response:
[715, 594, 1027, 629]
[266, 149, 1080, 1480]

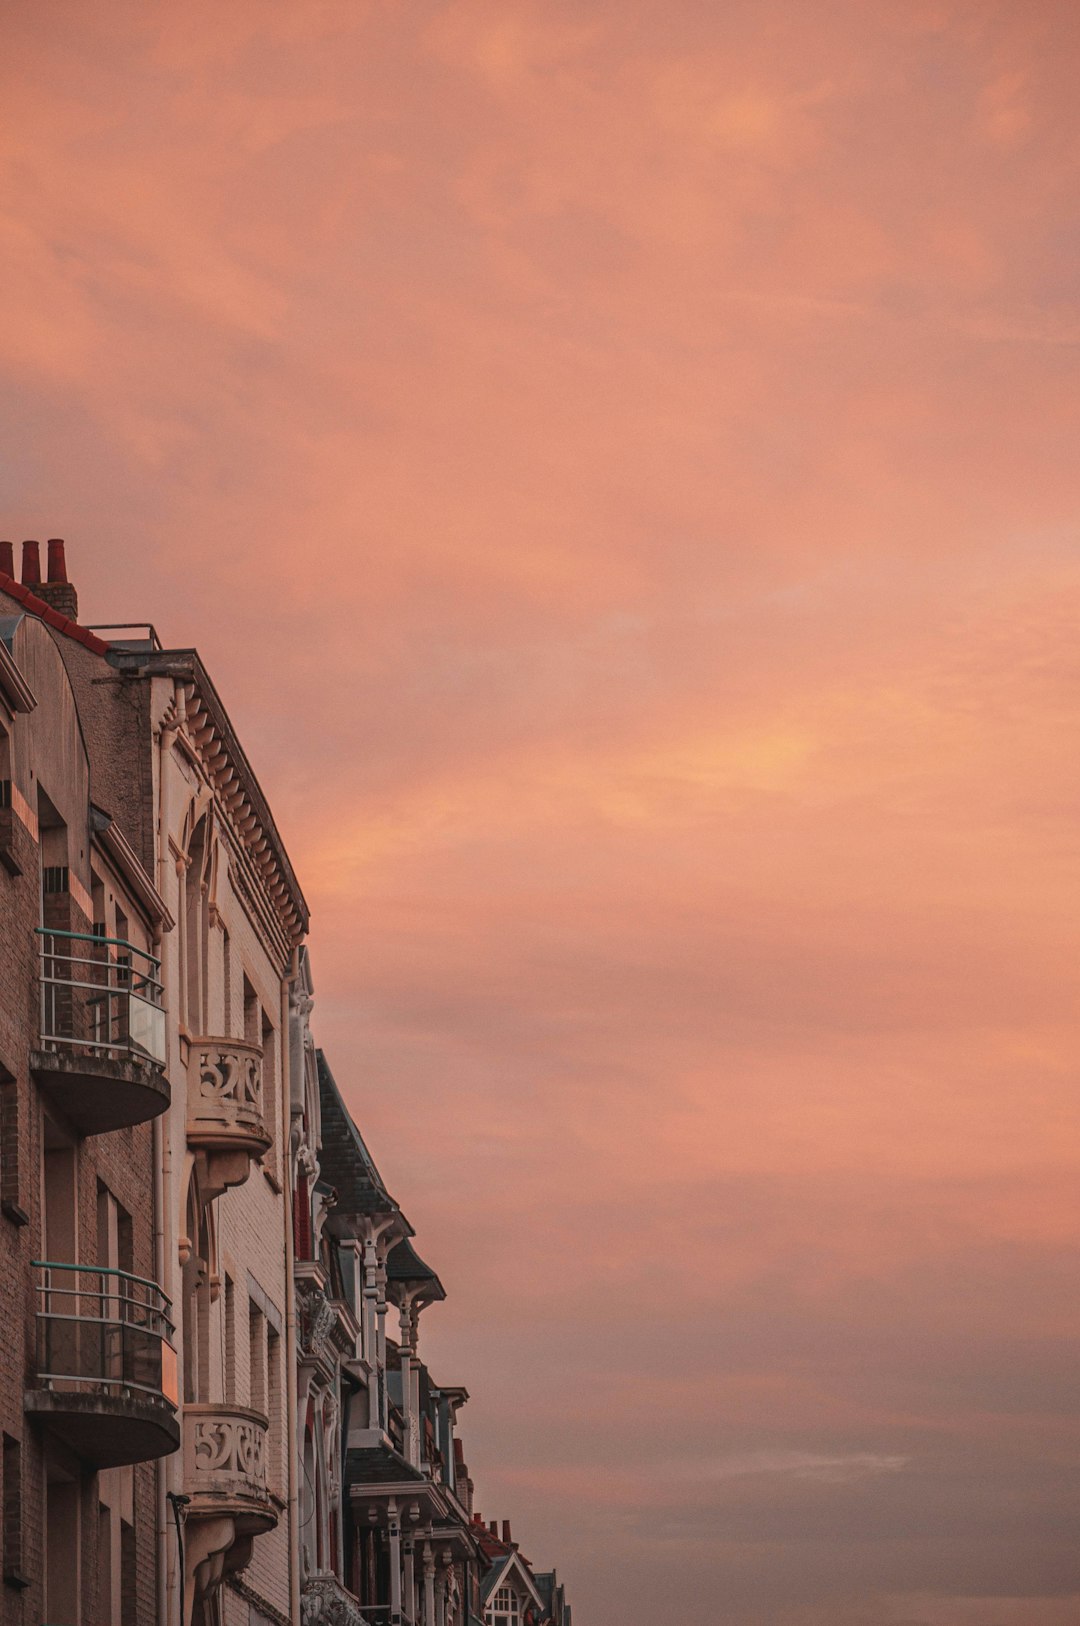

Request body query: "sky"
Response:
[3, 2, 1080, 1621]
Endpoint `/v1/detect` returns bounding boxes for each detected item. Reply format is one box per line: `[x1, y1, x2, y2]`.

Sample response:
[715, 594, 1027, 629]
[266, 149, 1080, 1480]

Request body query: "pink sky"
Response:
[3, 3, 1080, 1621]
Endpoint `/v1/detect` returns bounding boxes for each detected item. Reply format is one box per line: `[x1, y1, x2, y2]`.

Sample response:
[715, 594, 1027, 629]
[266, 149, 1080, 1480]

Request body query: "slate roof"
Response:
[317, 1051, 401, 1219]
[344, 1443, 429, 1487]
[385, 1237, 446, 1301]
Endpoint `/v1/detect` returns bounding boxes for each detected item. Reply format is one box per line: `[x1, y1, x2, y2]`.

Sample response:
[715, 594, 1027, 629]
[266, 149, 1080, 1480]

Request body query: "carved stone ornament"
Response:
[297, 1280, 339, 1360]
[187, 1038, 271, 1183]
[196, 1039, 264, 1118]
[186, 1404, 270, 1497]
[300, 1573, 370, 1626]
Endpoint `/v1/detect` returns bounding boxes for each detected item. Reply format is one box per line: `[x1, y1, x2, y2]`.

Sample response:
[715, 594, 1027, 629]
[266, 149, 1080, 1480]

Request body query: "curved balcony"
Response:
[187, 1037, 271, 1197]
[31, 929, 169, 1136]
[183, 1403, 276, 1536]
[24, 1261, 180, 1467]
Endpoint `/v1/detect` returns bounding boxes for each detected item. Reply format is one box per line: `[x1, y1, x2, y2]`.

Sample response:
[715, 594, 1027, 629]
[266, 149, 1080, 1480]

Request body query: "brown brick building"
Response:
[0, 545, 177, 1626]
[0, 540, 575, 1626]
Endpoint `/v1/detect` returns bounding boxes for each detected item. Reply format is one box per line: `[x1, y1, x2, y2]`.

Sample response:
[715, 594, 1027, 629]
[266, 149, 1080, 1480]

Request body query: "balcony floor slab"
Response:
[25, 1386, 180, 1466]
[31, 1047, 170, 1136]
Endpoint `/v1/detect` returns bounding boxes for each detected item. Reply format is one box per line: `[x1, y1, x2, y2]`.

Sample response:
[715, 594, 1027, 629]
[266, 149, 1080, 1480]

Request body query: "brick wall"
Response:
[0, 590, 165, 1626]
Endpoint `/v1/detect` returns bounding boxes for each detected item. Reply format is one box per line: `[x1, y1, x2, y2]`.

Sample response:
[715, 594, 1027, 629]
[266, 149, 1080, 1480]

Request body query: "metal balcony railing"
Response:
[33, 1261, 178, 1406]
[37, 928, 166, 1067]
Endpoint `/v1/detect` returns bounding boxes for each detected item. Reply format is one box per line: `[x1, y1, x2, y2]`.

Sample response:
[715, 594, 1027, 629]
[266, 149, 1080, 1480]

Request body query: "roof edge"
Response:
[0, 572, 111, 656]
[109, 645, 309, 939]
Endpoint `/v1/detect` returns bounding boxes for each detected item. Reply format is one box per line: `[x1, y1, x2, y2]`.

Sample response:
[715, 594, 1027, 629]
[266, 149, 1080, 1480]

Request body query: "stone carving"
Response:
[300, 1573, 370, 1626]
[187, 1039, 270, 1179]
[297, 1281, 338, 1359]
[185, 1405, 270, 1499]
[195, 1039, 263, 1119]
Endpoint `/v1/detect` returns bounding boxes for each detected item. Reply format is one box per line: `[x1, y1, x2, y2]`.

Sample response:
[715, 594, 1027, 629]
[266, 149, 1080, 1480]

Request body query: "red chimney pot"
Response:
[21, 541, 41, 586]
[489, 1520, 498, 1536]
[0, 542, 12, 577]
[46, 538, 68, 583]
[502, 1520, 512, 1545]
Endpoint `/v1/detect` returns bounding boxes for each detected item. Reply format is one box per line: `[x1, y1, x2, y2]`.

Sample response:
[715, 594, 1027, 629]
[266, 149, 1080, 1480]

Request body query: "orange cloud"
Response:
[2, 3, 1079, 1621]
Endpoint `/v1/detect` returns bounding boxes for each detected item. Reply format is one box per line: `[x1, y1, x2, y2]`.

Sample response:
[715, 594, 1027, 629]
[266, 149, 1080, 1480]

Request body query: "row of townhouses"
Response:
[0, 542, 572, 1626]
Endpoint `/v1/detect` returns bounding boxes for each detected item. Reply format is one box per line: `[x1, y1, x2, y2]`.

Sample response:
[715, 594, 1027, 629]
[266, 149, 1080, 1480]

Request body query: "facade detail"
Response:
[0, 541, 574, 1626]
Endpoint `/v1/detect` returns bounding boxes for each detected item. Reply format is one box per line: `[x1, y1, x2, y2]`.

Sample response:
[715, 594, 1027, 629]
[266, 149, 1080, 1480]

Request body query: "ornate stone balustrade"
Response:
[187, 1036, 271, 1195]
[183, 1403, 276, 1530]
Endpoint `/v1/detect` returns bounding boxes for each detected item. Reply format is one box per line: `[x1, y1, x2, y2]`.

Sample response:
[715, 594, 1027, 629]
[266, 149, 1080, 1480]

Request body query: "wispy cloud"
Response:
[2, 3, 1078, 1624]
[687, 1451, 910, 1484]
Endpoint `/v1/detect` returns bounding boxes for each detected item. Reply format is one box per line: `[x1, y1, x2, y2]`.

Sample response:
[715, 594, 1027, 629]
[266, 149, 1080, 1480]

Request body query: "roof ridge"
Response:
[0, 570, 110, 655]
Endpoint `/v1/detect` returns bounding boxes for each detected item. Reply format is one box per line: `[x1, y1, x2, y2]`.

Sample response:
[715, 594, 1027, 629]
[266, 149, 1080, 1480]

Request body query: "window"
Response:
[2, 1434, 24, 1588]
[120, 1518, 136, 1626]
[222, 928, 232, 1033]
[261, 1012, 278, 1176]
[243, 977, 259, 1046]
[267, 1323, 282, 1490]
[247, 1288, 283, 1492]
[45, 1460, 79, 1624]
[0, 1068, 26, 1227]
[43, 1126, 77, 1264]
[488, 1586, 521, 1626]
[184, 814, 211, 1031]
[224, 1274, 236, 1401]
[249, 1302, 266, 1414]
[38, 791, 69, 924]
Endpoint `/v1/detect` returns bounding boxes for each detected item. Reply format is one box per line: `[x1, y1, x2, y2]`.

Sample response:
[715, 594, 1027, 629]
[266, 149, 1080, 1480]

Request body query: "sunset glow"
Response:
[4, 3, 1079, 1621]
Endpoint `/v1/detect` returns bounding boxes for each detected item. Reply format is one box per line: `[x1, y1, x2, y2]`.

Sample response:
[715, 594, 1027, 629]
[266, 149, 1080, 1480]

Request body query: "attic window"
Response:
[488, 1586, 521, 1626]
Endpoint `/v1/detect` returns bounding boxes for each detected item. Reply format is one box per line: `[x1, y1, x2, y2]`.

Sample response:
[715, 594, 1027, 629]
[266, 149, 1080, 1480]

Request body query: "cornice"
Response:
[111, 646, 309, 953]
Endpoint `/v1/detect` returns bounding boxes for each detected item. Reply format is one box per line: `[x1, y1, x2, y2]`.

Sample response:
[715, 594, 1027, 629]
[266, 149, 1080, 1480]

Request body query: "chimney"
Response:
[31, 539, 78, 621]
[0, 542, 12, 578]
[489, 1520, 498, 1536]
[21, 540, 41, 586]
[502, 1520, 513, 1545]
[47, 538, 68, 582]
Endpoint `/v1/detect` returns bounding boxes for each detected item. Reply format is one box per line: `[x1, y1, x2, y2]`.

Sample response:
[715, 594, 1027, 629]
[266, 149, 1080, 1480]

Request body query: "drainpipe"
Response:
[153, 1106, 168, 1626]
[157, 688, 181, 1626]
[283, 946, 302, 1626]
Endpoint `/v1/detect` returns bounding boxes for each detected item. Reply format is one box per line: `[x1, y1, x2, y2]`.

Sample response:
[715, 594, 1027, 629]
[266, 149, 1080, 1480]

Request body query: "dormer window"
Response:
[488, 1585, 521, 1626]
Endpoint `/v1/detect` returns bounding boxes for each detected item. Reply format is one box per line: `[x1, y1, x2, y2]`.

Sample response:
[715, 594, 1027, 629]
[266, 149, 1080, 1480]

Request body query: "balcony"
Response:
[187, 1037, 271, 1197]
[183, 1403, 276, 1535]
[24, 1262, 180, 1467]
[31, 929, 169, 1136]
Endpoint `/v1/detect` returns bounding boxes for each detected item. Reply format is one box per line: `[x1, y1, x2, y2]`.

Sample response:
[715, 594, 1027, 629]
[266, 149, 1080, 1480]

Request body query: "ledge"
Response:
[25, 1387, 180, 1467]
[30, 1048, 170, 1137]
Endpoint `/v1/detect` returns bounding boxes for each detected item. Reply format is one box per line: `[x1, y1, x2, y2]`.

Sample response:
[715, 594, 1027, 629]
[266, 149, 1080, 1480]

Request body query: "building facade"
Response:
[0, 541, 572, 1626]
[0, 558, 177, 1626]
